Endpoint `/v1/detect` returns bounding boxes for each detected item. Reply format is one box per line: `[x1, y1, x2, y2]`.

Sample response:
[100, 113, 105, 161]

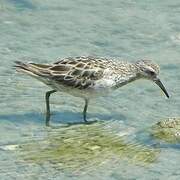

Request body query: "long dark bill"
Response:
[155, 79, 169, 98]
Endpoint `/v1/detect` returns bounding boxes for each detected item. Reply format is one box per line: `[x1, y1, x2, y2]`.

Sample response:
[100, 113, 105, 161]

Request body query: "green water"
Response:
[0, 0, 180, 179]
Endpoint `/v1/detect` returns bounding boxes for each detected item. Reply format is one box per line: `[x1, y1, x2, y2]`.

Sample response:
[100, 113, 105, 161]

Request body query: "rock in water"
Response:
[151, 117, 180, 143]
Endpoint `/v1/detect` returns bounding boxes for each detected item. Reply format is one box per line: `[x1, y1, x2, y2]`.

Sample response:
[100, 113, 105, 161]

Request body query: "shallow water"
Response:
[0, 0, 180, 179]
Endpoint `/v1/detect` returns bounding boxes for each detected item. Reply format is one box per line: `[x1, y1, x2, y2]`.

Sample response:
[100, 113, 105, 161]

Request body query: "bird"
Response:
[14, 56, 169, 126]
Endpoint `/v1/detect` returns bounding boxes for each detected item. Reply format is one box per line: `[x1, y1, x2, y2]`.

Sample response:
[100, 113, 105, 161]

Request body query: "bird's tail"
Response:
[14, 61, 50, 78]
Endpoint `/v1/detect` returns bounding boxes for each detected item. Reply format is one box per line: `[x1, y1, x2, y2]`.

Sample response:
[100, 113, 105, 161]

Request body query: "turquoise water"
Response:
[0, 0, 180, 179]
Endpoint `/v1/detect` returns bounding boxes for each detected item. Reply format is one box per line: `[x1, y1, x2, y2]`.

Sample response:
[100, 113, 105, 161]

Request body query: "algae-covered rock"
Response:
[17, 122, 159, 172]
[151, 117, 180, 143]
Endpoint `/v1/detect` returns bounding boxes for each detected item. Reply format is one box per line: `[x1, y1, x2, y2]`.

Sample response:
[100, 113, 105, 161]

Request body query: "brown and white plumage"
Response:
[15, 56, 139, 95]
[15, 56, 169, 126]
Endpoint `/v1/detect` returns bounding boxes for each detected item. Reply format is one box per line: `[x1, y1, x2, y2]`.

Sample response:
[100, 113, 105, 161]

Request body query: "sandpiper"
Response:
[15, 56, 169, 126]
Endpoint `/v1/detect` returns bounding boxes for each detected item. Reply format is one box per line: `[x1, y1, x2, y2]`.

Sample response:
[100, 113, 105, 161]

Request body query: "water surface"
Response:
[0, 0, 180, 179]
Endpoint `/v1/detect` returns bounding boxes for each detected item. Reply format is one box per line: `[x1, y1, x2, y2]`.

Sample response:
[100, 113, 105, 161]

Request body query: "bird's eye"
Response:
[144, 69, 155, 76]
[148, 70, 155, 76]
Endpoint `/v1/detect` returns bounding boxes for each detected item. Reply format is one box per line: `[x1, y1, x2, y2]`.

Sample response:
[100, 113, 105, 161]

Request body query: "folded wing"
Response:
[15, 57, 107, 89]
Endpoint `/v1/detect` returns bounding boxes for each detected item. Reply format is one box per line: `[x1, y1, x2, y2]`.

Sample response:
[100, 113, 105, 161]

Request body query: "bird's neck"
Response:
[113, 63, 140, 88]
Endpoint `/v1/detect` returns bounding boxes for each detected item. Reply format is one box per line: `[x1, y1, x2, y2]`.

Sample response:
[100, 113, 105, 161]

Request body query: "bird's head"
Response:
[135, 60, 169, 98]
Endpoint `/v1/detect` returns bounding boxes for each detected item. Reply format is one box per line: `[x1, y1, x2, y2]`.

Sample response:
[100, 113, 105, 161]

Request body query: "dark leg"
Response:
[83, 98, 89, 123]
[45, 90, 56, 126]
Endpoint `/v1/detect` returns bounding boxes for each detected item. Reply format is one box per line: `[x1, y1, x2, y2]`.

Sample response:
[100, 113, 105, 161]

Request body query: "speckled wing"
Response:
[49, 57, 107, 89]
[15, 57, 107, 89]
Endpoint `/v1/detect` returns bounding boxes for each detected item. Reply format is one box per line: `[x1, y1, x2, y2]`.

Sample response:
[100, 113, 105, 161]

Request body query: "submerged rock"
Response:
[17, 122, 159, 172]
[151, 117, 180, 143]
